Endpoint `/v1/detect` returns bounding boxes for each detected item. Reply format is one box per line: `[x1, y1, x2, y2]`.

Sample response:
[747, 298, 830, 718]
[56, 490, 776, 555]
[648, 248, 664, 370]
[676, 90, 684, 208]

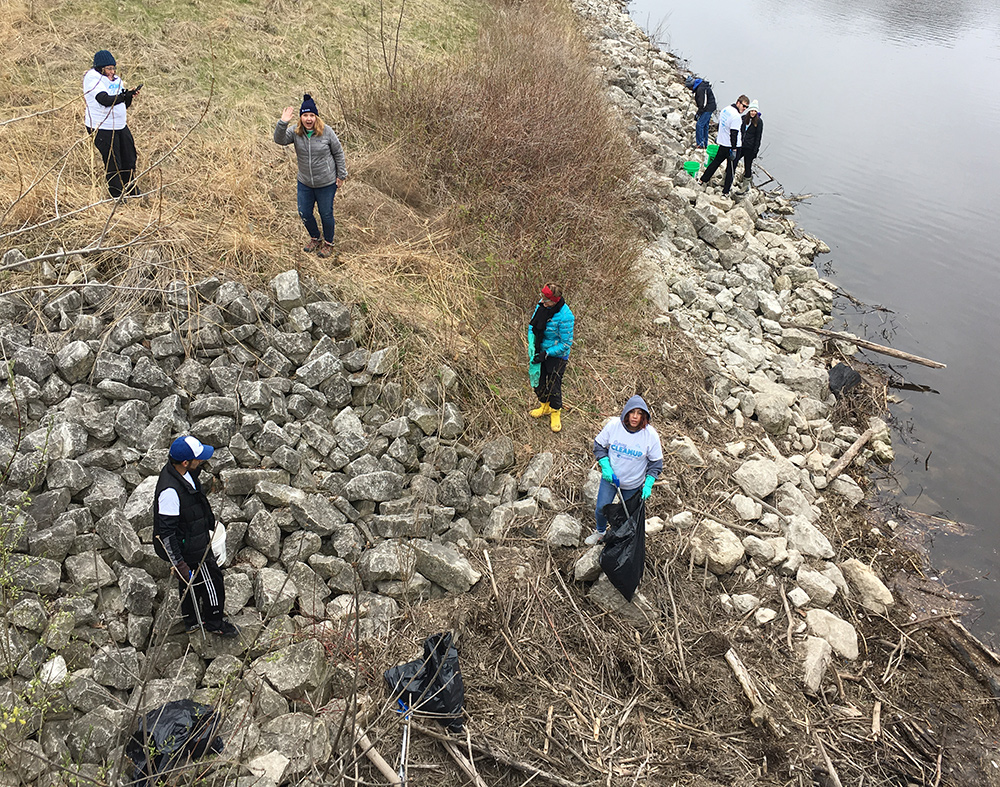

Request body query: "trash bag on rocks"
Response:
[125, 699, 224, 785]
[828, 362, 862, 396]
[600, 490, 646, 602]
[384, 632, 465, 732]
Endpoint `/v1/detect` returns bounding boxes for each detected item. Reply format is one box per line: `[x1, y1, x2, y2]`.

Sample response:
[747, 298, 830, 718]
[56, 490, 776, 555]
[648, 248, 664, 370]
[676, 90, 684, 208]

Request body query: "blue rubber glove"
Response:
[729, 148, 739, 161]
[641, 475, 655, 500]
[598, 457, 614, 483]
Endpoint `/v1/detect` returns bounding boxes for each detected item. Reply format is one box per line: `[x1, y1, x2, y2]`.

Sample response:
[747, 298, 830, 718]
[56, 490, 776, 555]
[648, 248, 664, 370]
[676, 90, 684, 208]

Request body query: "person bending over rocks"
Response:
[700, 94, 748, 197]
[586, 395, 664, 545]
[152, 436, 238, 638]
[527, 282, 575, 433]
[274, 94, 348, 260]
[684, 74, 716, 149]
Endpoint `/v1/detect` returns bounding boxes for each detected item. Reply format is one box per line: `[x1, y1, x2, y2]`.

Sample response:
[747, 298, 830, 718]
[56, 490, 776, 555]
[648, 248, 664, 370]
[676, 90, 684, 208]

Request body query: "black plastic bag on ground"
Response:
[384, 631, 465, 732]
[125, 699, 224, 785]
[829, 362, 862, 396]
[599, 490, 646, 602]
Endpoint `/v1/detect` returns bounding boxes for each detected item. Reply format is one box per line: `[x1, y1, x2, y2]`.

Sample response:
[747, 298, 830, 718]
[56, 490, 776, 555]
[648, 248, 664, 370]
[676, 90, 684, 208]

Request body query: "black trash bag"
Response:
[829, 362, 862, 396]
[384, 632, 465, 732]
[599, 490, 646, 602]
[125, 699, 224, 786]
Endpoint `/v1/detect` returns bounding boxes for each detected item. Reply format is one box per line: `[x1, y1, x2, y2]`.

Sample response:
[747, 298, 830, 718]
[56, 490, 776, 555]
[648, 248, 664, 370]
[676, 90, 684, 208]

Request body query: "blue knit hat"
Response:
[299, 93, 319, 116]
[93, 50, 116, 69]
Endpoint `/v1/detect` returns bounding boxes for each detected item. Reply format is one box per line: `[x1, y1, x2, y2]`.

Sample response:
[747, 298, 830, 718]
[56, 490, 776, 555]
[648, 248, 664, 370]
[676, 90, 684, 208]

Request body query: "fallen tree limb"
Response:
[778, 322, 946, 369]
[724, 648, 782, 737]
[812, 731, 844, 787]
[410, 721, 585, 787]
[825, 427, 874, 482]
[354, 728, 402, 786]
[440, 739, 488, 787]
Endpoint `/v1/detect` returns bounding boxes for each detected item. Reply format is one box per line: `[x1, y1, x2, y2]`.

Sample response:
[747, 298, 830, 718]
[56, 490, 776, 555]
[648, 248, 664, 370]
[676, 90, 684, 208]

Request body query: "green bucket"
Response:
[682, 160, 701, 178]
[707, 144, 719, 164]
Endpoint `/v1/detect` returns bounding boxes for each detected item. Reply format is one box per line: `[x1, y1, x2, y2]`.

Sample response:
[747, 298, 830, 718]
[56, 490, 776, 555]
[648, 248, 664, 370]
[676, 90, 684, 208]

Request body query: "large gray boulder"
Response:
[258, 713, 332, 777]
[411, 539, 481, 593]
[784, 515, 834, 559]
[839, 558, 894, 614]
[255, 567, 298, 617]
[690, 519, 745, 575]
[358, 540, 417, 584]
[252, 638, 329, 699]
[805, 609, 859, 660]
[344, 471, 404, 502]
[732, 458, 779, 499]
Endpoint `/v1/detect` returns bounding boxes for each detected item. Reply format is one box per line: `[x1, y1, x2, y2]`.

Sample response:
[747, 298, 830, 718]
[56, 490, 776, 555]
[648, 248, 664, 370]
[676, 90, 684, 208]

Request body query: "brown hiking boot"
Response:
[303, 238, 322, 253]
[317, 241, 335, 259]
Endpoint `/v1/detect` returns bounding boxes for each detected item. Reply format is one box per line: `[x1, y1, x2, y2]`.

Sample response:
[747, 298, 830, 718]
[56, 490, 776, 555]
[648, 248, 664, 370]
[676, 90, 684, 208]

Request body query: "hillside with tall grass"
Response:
[2, 0, 656, 445]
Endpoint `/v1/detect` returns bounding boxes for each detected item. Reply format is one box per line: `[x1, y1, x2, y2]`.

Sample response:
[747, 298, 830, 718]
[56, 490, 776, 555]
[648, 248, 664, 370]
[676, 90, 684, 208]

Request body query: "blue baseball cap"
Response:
[169, 436, 215, 462]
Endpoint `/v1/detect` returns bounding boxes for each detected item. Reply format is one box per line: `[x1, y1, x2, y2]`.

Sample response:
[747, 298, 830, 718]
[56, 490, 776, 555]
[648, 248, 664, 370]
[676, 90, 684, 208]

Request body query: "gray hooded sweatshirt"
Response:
[593, 395, 664, 490]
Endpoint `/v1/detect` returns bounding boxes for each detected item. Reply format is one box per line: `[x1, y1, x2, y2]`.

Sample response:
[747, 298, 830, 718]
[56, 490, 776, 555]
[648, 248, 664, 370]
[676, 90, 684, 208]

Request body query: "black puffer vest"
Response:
[152, 462, 215, 562]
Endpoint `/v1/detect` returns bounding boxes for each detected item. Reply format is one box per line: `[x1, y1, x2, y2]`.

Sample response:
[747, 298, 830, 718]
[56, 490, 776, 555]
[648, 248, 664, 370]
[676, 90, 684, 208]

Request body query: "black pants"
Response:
[91, 126, 137, 198]
[700, 144, 739, 195]
[742, 152, 756, 183]
[534, 356, 568, 410]
[178, 552, 226, 627]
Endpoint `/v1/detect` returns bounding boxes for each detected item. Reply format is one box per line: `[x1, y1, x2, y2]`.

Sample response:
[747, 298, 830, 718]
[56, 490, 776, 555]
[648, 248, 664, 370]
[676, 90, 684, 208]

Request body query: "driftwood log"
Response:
[825, 426, 875, 482]
[778, 322, 946, 369]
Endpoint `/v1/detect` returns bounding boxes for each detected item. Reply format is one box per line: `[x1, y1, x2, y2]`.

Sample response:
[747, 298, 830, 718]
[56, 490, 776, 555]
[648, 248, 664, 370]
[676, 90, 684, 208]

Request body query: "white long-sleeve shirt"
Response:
[83, 70, 128, 130]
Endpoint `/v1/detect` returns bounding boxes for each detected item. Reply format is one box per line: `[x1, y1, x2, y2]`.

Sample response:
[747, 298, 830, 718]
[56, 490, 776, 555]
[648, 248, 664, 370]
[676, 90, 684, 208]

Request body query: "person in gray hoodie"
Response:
[274, 94, 348, 259]
[585, 395, 664, 545]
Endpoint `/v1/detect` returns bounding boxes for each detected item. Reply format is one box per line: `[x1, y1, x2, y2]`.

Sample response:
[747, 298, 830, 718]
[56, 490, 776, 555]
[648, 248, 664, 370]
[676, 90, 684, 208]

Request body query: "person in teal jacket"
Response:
[527, 282, 574, 432]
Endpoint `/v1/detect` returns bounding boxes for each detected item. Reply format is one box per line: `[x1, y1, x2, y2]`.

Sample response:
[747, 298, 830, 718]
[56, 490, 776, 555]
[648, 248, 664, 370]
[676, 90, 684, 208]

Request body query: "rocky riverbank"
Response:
[1, 0, 999, 784]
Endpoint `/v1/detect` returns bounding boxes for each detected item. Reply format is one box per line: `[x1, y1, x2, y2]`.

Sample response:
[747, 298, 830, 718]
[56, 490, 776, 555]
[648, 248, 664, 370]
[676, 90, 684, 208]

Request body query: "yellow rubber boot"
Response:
[530, 402, 553, 418]
[549, 409, 562, 432]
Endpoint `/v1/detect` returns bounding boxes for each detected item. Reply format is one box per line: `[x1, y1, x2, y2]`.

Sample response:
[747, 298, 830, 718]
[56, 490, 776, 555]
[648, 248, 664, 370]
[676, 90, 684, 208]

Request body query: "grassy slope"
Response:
[1, 0, 657, 448]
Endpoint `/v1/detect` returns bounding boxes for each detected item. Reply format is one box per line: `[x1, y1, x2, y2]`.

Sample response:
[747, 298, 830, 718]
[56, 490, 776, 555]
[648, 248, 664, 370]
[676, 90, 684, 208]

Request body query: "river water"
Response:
[627, 0, 1000, 641]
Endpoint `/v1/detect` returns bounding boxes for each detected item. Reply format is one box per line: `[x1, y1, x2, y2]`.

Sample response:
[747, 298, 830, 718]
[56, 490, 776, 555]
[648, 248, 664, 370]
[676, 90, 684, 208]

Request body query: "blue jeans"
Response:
[297, 181, 337, 242]
[695, 111, 712, 148]
[594, 478, 640, 533]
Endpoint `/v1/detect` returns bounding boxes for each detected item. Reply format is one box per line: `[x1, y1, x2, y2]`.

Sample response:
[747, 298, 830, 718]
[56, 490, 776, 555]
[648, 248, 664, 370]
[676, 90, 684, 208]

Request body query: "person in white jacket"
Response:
[699, 94, 748, 197]
[82, 50, 141, 199]
[586, 395, 664, 545]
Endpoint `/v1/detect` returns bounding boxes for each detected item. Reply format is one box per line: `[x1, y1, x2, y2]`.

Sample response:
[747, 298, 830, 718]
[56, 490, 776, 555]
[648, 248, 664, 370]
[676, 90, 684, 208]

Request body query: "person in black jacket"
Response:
[740, 100, 764, 188]
[685, 75, 716, 149]
[153, 436, 238, 637]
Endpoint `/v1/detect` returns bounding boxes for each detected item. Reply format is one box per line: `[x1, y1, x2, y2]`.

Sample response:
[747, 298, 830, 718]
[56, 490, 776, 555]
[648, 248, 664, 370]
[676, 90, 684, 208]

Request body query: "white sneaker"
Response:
[584, 530, 606, 546]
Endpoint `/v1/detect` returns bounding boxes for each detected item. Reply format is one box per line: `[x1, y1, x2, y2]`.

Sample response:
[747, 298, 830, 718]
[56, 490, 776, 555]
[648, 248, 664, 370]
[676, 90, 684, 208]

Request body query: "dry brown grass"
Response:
[1, 0, 652, 448]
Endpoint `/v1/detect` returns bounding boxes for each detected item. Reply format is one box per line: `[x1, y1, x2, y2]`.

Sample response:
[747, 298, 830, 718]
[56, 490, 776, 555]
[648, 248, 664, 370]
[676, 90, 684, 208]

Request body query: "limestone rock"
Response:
[733, 458, 778, 499]
[805, 609, 859, 660]
[839, 558, 894, 614]
[547, 513, 583, 547]
[690, 519, 745, 575]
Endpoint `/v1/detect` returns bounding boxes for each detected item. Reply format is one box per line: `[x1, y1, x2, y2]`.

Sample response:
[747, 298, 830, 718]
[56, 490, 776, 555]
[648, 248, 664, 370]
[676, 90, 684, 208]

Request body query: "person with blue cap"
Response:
[274, 93, 348, 260]
[684, 75, 716, 149]
[585, 396, 664, 545]
[82, 49, 142, 199]
[152, 436, 238, 637]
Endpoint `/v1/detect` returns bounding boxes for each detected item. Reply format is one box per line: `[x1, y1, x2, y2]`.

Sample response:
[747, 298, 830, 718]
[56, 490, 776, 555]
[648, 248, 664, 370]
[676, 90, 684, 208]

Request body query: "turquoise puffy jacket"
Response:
[527, 302, 575, 361]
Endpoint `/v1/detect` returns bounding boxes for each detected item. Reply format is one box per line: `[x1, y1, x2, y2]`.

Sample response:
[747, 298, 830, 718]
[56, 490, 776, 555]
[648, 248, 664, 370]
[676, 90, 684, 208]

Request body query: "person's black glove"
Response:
[536, 351, 547, 363]
[173, 560, 192, 580]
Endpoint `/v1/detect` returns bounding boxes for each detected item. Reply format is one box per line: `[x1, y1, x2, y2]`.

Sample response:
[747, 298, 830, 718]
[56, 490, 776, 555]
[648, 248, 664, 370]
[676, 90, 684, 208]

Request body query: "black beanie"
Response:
[299, 94, 319, 116]
[94, 50, 116, 69]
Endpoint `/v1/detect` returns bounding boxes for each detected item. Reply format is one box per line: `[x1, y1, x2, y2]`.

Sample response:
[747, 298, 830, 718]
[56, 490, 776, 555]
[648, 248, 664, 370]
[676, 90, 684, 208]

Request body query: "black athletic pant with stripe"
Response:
[178, 552, 226, 627]
[90, 126, 137, 198]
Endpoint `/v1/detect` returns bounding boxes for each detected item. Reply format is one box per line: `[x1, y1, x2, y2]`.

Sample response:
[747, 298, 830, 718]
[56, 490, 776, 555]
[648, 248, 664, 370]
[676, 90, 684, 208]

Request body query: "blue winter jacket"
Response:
[528, 302, 575, 360]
